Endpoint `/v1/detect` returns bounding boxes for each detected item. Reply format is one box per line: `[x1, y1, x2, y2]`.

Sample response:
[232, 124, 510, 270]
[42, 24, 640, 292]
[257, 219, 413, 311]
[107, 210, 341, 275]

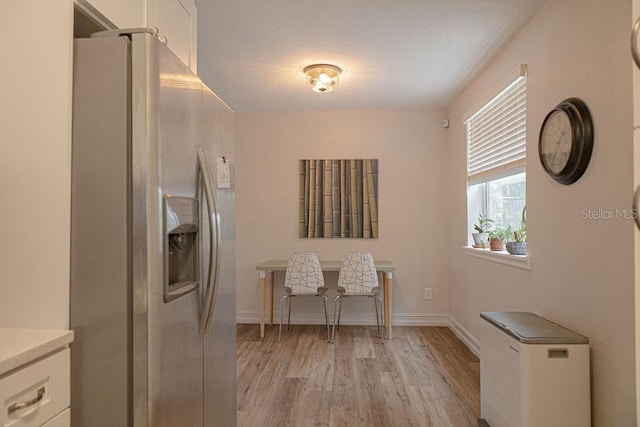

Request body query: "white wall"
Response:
[236, 110, 450, 325]
[447, 0, 635, 424]
[0, 1, 74, 329]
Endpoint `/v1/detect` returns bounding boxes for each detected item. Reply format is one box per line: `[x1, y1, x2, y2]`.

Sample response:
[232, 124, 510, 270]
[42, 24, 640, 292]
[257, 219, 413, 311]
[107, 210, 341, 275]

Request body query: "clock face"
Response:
[540, 109, 572, 174]
[538, 98, 593, 185]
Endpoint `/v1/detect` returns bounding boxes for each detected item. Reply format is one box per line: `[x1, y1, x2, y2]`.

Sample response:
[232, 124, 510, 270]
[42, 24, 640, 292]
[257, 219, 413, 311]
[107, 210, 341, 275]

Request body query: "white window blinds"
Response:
[467, 76, 526, 183]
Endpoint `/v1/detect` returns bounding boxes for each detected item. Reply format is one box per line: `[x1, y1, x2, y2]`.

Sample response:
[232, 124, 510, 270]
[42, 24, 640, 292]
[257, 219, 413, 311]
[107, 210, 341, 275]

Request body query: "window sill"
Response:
[462, 246, 532, 270]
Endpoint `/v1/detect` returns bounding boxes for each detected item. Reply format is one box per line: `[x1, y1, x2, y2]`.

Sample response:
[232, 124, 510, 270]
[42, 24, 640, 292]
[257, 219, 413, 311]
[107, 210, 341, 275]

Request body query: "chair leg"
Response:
[331, 295, 342, 344]
[378, 296, 384, 329]
[375, 296, 384, 339]
[279, 294, 289, 342]
[373, 296, 380, 332]
[337, 296, 343, 330]
[321, 295, 330, 341]
[287, 295, 293, 330]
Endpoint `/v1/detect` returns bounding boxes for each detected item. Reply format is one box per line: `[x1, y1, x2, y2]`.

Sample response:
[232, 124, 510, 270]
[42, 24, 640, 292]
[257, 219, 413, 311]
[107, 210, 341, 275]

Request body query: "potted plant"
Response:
[489, 226, 510, 251]
[506, 206, 527, 255]
[471, 214, 493, 248]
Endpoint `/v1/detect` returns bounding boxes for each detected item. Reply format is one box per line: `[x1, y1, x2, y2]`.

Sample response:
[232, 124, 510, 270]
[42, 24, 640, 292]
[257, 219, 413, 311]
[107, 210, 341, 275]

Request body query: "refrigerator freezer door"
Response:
[130, 33, 205, 426]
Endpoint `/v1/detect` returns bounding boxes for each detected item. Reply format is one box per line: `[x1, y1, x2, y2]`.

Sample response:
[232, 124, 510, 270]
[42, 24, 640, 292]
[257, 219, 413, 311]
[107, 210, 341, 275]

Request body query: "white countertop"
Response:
[0, 329, 74, 377]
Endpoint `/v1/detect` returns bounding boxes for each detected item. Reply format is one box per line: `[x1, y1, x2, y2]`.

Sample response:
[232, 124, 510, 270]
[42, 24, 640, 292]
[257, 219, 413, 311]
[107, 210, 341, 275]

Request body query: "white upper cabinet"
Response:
[147, 0, 198, 72]
[81, 0, 145, 29]
[77, 0, 197, 73]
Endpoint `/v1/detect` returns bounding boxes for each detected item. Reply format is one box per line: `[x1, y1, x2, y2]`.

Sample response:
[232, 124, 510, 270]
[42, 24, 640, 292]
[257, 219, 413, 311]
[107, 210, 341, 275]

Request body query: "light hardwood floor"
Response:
[236, 324, 480, 426]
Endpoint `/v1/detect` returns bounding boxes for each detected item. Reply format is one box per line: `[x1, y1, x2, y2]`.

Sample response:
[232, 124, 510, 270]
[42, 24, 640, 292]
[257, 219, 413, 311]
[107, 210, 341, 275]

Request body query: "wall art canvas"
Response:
[299, 159, 378, 238]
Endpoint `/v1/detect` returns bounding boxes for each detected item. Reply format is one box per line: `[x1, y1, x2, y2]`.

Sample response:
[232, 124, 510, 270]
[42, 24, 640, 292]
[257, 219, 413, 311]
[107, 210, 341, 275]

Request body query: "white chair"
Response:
[279, 252, 330, 342]
[331, 252, 383, 343]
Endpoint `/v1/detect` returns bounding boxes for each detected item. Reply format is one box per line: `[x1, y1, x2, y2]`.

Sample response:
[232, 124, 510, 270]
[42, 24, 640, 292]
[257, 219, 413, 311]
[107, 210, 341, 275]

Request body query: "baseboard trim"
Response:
[448, 315, 480, 357]
[392, 313, 450, 326]
[238, 311, 449, 327]
[236, 311, 332, 325]
[236, 311, 480, 356]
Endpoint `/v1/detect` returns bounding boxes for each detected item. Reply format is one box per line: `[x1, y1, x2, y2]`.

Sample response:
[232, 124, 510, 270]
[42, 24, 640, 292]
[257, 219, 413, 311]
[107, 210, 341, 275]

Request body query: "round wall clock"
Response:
[538, 98, 593, 185]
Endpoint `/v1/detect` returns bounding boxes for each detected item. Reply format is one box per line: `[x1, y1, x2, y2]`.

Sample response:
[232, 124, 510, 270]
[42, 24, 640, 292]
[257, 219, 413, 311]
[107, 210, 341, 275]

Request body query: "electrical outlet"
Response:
[424, 288, 432, 300]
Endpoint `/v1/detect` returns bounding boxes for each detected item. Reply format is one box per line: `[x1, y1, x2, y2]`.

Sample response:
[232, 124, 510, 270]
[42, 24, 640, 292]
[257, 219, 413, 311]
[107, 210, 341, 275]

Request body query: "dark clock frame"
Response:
[538, 97, 593, 185]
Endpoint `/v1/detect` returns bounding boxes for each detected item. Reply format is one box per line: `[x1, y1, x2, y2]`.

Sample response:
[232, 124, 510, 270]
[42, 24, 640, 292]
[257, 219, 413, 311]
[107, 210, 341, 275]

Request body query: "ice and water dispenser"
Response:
[163, 195, 199, 302]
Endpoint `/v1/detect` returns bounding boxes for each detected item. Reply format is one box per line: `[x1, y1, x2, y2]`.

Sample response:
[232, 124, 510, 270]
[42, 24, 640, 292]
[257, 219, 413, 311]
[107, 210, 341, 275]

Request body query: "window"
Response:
[467, 66, 527, 243]
[468, 173, 527, 233]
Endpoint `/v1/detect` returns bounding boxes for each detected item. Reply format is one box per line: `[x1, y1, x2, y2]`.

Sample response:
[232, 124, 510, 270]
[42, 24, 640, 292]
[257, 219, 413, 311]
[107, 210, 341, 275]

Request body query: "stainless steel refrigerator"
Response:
[70, 29, 236, 426]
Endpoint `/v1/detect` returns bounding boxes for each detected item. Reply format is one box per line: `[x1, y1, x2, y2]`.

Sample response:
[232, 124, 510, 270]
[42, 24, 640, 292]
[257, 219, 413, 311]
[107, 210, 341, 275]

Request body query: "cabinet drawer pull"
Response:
[548, 348, 569, 358]
[8, 386, 45, 415]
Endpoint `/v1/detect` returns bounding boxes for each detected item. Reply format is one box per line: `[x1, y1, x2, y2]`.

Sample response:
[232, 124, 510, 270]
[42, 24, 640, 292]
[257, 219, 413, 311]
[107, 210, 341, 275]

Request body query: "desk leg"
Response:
[384, 272, 393, 339]
[269, 271, 275, 327]
[259, 271, 266, 338]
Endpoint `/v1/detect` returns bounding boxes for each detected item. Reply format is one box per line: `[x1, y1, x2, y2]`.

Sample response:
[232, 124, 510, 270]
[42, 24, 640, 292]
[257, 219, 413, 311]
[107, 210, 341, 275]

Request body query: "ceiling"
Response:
[196, 0, 547, 113]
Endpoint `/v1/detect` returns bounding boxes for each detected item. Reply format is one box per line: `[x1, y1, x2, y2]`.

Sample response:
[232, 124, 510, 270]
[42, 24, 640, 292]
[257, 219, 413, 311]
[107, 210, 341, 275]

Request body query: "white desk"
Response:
[256, 260, 396, 339]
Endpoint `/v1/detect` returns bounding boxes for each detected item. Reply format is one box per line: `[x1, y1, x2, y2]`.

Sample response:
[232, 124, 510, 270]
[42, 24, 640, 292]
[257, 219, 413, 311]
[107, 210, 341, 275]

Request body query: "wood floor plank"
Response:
[286, 332, 314, 378]
[362, 358, 391, 426]
[380, 371, 413, 427]
[237, 325, 479, 426]
[304, 338, 335, 392]
[286, 385, 332, 426]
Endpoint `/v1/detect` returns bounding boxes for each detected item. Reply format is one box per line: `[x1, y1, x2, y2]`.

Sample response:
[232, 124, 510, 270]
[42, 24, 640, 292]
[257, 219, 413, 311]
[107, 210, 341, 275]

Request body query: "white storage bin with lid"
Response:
[479, 312, 590, 427]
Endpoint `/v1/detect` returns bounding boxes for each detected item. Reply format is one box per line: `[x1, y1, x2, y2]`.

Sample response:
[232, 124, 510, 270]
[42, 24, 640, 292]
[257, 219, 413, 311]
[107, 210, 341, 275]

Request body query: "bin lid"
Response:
[480, 311, 589, 344]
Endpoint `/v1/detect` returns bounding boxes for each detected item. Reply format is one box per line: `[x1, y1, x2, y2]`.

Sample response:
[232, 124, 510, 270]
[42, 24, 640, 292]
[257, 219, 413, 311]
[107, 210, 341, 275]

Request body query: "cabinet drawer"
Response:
[0, 348, 69, 427]
[41, 408, 69, 427]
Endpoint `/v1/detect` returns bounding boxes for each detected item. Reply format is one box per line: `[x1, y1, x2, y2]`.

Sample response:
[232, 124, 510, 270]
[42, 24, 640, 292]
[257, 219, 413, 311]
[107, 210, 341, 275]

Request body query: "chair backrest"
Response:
[337, 252, 379, 295]
[284, 252, 325, 295]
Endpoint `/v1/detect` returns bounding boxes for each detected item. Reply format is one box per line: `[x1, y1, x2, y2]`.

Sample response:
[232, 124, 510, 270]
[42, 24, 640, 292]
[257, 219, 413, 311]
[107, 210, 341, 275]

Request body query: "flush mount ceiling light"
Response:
[303, 64, 342, 93]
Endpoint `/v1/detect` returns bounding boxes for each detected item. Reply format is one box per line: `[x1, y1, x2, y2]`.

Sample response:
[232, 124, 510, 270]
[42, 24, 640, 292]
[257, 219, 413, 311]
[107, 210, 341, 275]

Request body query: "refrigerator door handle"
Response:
[632, 16, 640, 70]
[198, 148, 221, 335]
[633, 185, 640, 230]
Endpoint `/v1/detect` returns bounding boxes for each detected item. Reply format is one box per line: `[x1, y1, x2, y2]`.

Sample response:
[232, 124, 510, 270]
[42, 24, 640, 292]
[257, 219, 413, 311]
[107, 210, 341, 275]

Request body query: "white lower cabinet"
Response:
[40, 409, 70, 427]
[480, 318, 521, 424]
[480, 312, 590, 427]
[0, 349, 70, 427]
